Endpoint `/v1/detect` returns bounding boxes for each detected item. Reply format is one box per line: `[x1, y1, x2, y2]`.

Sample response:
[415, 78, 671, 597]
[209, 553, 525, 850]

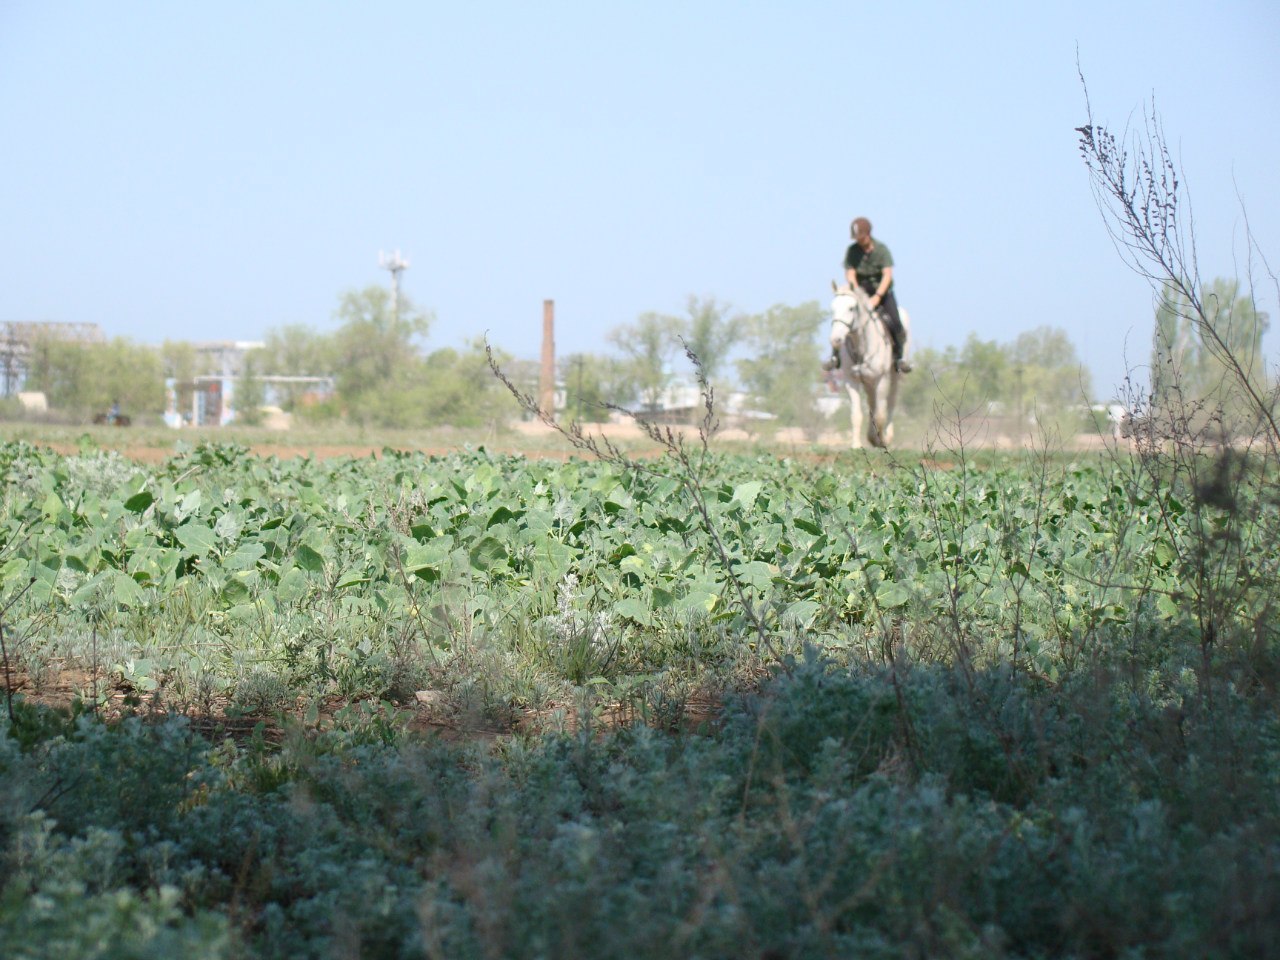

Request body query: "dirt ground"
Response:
[3, 661, 726, 746]
[9, 418, 1120, 464]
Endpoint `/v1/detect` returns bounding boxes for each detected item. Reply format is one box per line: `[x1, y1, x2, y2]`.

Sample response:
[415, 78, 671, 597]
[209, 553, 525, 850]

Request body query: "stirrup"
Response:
[894, 358, 913, 373]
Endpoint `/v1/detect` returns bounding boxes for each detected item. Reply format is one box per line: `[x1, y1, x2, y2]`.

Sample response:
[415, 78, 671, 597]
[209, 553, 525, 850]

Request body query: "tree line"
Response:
[7, 278, 1264, 432]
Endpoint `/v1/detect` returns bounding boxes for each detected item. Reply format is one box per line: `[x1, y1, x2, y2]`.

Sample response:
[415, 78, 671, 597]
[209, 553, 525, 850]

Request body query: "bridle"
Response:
[832, 292, 868, 366]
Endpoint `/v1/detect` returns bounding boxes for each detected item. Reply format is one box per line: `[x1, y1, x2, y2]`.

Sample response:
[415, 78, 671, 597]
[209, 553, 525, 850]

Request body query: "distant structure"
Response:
[0, 321, 105, 395]
[379, 250, 410, 323]
[540, 300, 555, 417]
[165, 340, 335, 428]
[167, 341, 265, 427]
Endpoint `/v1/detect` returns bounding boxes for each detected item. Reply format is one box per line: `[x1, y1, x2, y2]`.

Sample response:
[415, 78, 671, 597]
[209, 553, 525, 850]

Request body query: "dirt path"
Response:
[10, 419, 1122, 464]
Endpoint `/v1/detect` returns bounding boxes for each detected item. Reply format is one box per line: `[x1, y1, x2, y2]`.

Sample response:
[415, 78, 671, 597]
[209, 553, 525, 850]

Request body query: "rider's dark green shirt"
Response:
[844, 240, 895, 294]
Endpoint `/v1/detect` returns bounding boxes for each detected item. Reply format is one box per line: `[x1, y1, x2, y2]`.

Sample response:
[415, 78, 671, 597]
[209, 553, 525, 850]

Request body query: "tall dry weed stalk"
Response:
[1078, 76, 1280, 686]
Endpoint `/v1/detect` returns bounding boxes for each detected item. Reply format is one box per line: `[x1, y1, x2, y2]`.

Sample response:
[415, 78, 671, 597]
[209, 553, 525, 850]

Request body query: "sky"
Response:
[2, 1, 1277, 400]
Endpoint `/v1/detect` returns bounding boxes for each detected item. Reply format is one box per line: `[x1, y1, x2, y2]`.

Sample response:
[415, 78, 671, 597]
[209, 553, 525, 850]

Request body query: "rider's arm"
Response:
[869, 266, 893, 307]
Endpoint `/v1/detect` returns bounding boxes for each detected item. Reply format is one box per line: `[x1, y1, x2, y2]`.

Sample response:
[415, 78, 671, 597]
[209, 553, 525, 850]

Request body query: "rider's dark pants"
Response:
[862, 286, 906, 361]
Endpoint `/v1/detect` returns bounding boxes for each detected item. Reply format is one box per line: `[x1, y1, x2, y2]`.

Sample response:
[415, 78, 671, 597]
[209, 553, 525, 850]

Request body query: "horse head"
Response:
[829, 284, 874, 352]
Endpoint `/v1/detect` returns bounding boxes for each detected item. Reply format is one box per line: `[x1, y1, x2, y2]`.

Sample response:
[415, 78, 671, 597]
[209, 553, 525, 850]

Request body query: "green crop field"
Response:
[2, 435, 1277, 958]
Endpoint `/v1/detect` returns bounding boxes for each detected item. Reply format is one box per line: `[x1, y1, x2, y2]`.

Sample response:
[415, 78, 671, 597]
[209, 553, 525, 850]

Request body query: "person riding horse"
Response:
[826, 218, 912, 374]
[827, 285, 905, 448]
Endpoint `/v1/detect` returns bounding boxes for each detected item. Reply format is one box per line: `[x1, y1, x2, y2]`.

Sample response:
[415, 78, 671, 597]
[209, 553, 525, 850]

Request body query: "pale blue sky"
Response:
[2, 1, 1276, 399]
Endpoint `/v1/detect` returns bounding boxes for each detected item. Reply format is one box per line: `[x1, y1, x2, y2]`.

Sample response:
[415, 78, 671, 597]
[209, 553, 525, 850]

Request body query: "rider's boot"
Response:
[893, 338, 913, 373]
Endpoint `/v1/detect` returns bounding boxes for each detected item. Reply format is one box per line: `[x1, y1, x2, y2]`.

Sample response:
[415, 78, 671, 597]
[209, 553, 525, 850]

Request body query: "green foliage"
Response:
[0, 440, 1274, 696]
[608, 311, 682, 410]
[604, 296, 737, 412]
[329, 285, 433, 426]
[898, 327, 1091, 428]
[23, 336, 165, 420]
[233, 351, 267, 426]
[561, 352, 637, 420]
[256, 323, 336, 412]
[2, 657, 1277, 958]
[415, 340, 512, 428]
[677, 294, 737, 382]
[1, 439, 1278, 957]
[1152, 277, 1271, 430]
[735, 300, 827, 431]
[255, 289, 508, 429]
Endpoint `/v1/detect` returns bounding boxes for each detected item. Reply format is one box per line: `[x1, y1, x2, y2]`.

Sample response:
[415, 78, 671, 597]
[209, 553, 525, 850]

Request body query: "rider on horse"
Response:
[826, 217, 912, 374]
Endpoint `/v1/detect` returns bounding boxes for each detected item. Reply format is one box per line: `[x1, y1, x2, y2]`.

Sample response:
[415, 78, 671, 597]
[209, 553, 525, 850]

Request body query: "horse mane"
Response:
[831, 283, 872, 308]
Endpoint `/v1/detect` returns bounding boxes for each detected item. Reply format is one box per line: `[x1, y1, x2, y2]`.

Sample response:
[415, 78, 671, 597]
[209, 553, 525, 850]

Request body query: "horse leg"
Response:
[845, 379, 864, 449]
[879, 374, 899, 448]
[862, 381, 883, 447]
[865, 376, 897, 449]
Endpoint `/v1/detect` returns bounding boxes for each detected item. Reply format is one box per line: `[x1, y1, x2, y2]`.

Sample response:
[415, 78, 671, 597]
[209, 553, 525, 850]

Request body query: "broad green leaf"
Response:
[782, 598, 822, 625]
[0, 556, 28, 585]
[124, 490, 154, 513]
[224, 542, 266, 572]
[731, 480, 764, 509]
[615, 597, 651, 626]
[734, 560, 775, 592]
[875, 581, 911, 609]
[41, 492, 65, 522]
[679, 587, 720, 614]
[619, 555, 648, 576]
[404, 537, 453, 580]
[469, 536, 508, 572]
[221, 577, 252, 604]
[337, 570, 370, 589]
[277, 567, 311, 602]
[176, 522, 217, 557]
[113, 571, 144, 607]
[486, 506, 520, 529]
[294, 544, 326, 572]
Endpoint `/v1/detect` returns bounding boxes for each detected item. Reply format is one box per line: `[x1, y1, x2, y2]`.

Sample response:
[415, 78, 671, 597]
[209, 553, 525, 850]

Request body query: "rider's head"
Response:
[851, 217, 872, 241]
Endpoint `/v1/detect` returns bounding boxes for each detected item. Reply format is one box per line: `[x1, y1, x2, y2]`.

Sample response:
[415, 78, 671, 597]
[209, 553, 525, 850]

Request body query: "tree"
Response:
[234, 351, 266, 426]
[895, 328, 1090, 435]
[1011, 326, 1093, 412]
[417, 340, 513, 428]
[608, 312, 682, 410]
[897, 335, 1009, 421]
[1078, 95, 1279, 448]
[1200, 277, 1269, 405]
[1151, 282, 1198, 406]
[679, 295, 738, 384]
[329, 285, 432, 426]
[159, 339, 199, 423]
[1150, 277, 1270, 426]
[735, 301, 828, 434]
[258, 323, 336, 411]
[24, 336, 165, 420]
[561, 352, 637, 421]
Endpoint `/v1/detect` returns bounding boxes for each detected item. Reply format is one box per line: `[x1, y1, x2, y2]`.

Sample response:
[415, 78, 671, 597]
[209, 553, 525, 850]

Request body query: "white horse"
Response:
[829, 285, 909, 449]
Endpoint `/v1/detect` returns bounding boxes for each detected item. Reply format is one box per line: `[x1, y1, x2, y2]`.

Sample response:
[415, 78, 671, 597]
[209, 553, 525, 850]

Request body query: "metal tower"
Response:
[378, 250, 410, 322]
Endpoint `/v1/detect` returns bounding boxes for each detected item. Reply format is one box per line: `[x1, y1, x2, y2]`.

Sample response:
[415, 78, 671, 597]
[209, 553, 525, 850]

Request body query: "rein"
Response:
[832, 290, 887, 370]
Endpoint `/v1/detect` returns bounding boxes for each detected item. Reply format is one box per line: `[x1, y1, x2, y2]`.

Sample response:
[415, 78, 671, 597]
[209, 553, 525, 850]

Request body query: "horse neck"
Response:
[834, 298, 891, 370]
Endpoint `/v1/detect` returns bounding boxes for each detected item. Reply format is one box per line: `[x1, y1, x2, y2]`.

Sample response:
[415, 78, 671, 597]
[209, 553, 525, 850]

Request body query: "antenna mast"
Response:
[378, 250, 410, 322]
